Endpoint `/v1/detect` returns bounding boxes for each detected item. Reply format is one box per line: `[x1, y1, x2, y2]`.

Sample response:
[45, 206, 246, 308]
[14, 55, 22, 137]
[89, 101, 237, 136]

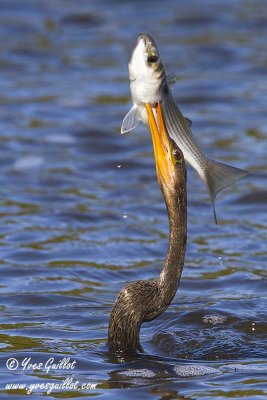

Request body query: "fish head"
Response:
[128, 33, 165, 85]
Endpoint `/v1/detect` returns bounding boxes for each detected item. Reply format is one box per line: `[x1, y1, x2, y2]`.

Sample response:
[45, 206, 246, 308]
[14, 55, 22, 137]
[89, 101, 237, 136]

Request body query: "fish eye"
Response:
[147, 55, 158, 63]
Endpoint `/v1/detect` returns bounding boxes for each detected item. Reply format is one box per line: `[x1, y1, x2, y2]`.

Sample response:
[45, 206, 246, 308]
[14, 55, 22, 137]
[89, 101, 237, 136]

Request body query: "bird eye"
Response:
[147, 55, 158, 63]
[172, 148, 183, 162]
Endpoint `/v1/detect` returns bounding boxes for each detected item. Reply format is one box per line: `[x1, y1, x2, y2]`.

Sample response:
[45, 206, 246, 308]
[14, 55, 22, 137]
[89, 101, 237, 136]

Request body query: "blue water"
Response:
[0, 0, 266, 398]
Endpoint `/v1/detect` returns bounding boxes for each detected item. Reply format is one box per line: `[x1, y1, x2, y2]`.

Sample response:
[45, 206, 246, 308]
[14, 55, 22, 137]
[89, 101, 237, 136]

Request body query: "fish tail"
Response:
[203, 160, 250, 224]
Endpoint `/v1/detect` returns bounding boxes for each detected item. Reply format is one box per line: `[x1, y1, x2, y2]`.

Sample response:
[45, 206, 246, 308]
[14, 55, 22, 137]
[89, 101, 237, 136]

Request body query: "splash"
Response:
[173, 364, 218, 377]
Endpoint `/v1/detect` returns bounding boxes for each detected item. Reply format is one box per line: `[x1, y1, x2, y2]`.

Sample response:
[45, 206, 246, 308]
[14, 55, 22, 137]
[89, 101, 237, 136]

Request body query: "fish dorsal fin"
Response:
[185, 117, 192, 127]
[166, 73, 177, 86]
[121, 105, 140, 134]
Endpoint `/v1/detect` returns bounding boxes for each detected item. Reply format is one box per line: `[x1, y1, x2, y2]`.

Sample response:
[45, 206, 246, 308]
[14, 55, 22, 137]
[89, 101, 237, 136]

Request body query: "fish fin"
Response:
[203, 160, 250, 224]
[185, 117, 192, 127]
[166, 73, 177, 86]
[121, 105, 140, 134]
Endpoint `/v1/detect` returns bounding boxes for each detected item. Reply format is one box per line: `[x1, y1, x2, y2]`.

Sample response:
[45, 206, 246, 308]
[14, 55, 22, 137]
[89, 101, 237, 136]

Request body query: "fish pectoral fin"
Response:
[121, 105, 140, 134]
[185, 117, 192, 127]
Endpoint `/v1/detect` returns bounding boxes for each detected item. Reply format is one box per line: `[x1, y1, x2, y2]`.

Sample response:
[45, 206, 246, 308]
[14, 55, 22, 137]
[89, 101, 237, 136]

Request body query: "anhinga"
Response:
[108, 102, 187, 353]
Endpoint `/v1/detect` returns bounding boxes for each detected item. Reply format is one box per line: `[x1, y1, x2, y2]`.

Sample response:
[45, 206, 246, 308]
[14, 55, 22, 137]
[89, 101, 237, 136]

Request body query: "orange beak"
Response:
[146, 102, 174, 186]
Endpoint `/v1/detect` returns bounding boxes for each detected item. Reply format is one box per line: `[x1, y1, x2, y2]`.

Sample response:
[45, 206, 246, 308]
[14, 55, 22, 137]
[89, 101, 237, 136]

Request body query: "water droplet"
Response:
[117, 164, 122, 169]
[122, 212, 127, 219]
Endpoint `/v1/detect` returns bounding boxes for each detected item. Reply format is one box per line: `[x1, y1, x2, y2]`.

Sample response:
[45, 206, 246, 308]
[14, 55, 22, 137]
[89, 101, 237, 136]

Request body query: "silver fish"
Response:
[121, 33, 249, 223]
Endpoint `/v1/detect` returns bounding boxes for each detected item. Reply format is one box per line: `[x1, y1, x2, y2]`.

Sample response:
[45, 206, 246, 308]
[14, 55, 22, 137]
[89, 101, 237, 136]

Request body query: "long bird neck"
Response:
[159, 179, 187, 297]
[108, 155, 187, 354]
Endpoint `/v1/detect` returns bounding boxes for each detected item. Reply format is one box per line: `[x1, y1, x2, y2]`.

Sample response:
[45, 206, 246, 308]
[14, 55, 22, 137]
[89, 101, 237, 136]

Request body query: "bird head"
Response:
[146, 102, 185, 194]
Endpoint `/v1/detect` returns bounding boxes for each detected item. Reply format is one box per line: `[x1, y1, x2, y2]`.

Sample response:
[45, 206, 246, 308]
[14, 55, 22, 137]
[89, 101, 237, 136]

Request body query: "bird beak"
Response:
[146, 102, 174, 186]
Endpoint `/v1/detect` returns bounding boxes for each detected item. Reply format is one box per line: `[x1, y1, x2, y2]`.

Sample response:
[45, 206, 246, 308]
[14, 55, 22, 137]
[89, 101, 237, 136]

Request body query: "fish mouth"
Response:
[130, 33, 158, 61]
[136, 33, 156, 47]
[136, 33, 158, 54]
